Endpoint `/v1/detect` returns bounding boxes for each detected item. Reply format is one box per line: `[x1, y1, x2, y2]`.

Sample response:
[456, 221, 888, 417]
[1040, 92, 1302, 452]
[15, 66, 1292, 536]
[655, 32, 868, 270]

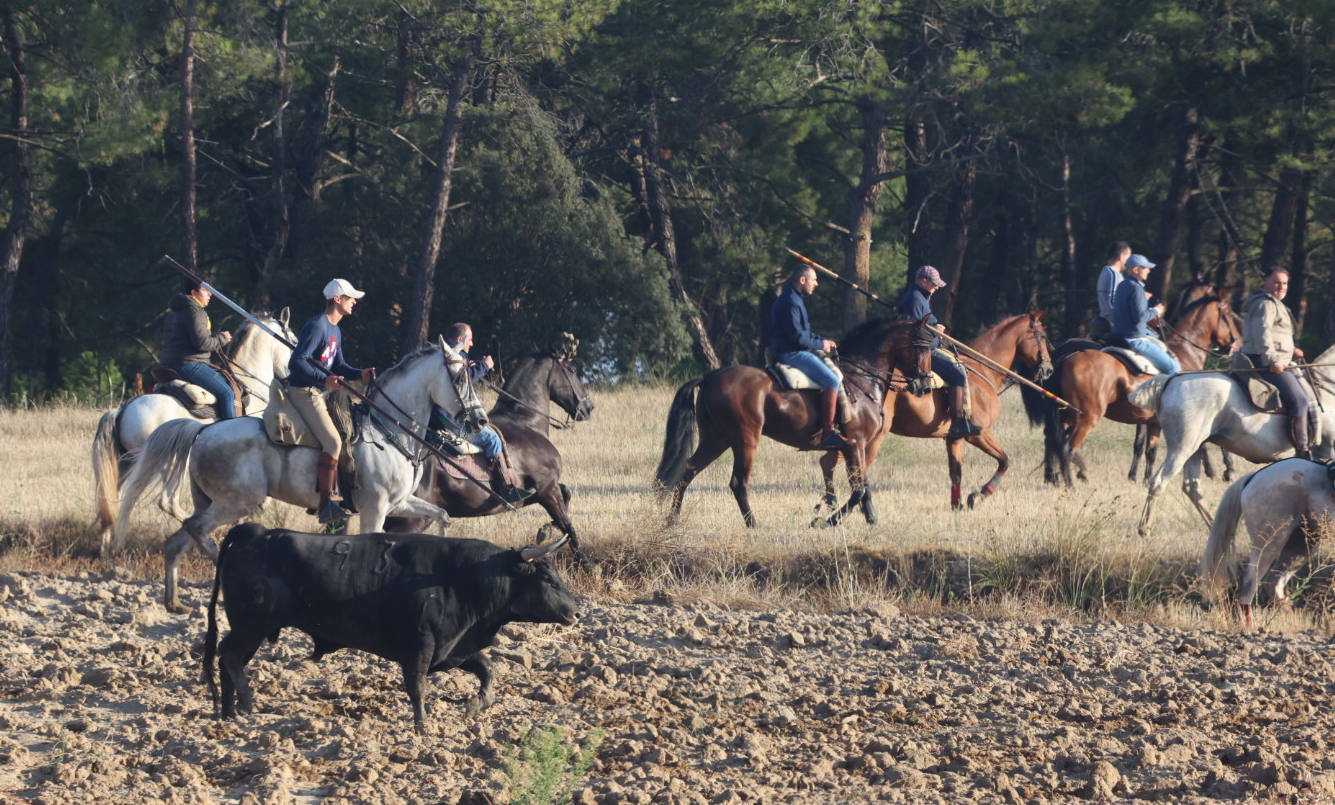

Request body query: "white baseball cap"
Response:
[323, 278, 365, 299]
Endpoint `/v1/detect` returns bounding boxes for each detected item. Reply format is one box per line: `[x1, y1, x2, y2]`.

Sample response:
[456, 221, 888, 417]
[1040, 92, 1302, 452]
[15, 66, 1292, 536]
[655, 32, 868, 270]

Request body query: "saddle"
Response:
[764, 353, 845, 392]
[1099, 346, 1160, 376]
[1228, 353, 1287, 413]
[149, 365, 244, 419]
[262, 379, 359, 450]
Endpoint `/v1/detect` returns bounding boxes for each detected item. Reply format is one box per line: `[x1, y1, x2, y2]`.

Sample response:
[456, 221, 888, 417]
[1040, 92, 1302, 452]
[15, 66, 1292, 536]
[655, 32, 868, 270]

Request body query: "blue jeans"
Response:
[467, 425, 503, 458]
[1245, 355, 1309, 421]
[1126, 337, 1180, 374]
[777, 351, 841, 390]
[931, 351, 967, 387]
[173, 362, 237, 419]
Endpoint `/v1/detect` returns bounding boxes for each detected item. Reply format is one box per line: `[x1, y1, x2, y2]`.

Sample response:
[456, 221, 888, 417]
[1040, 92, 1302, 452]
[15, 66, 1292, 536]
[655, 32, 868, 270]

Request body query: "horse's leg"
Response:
[1181, 451, 1213, 528]
[1064, 413, 1099, 485]
[166, 495, 243, 615]
[1129, 424, 1147, 482]
[964, 430, 1009, 509]
[1140, 445, 1203, 539]
[946, 438, 966, 510]
[815, 451, 840, 513]
[535, 485, 584, 563]
[374, 494, 451, 535]
[1241, 527, 1297, 628]
[728, 439, 760, 528]
[668, 441, 727, 525]
[1142, 423, 1162, 483]
[819, 447, 868, 527]
[1220, 448, 1236, 483]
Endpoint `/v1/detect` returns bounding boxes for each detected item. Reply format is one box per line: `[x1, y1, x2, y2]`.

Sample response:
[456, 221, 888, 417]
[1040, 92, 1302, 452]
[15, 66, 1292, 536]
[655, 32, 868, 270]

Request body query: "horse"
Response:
[1201, 458, 1335, 628]
[1031, 290, 1240, 487]
[818, 312, 1053, 515]
[1135, 344, 1335, 537]
[654, 318, 931, 528]
[1129, 279, 1239, 482]
[385, 347, 594, 557]
[91, 309, 296, 551]
[114, 339, 483, 612]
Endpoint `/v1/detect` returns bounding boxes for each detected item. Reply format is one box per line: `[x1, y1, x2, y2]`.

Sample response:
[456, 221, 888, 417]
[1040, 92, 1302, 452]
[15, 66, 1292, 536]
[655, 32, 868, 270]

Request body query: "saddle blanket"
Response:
[1100, 347, 1160, 376]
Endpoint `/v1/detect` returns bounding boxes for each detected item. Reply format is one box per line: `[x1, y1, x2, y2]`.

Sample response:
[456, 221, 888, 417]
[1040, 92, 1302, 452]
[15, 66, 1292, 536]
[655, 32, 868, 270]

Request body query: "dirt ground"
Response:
[2, 567, 1334, 804]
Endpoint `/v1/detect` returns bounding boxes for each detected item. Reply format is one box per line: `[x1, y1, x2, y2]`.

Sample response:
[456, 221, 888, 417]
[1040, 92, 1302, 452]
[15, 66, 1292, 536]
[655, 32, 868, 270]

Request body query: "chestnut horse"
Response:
[817, 312, 1053, 515]
[1033, 289, 1240, 487]
[655, 319, 930, 527]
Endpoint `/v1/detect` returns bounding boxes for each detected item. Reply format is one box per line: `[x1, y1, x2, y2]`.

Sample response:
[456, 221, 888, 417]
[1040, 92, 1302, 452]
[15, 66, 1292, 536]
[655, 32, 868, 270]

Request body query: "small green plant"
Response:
[501, 725, 604, 805]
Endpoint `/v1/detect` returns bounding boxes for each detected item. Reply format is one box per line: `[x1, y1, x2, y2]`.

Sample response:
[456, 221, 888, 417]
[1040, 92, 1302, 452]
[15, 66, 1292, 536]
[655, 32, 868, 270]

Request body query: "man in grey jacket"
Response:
[1241, 267, 1310, 458]
[161, 277, 235, 418]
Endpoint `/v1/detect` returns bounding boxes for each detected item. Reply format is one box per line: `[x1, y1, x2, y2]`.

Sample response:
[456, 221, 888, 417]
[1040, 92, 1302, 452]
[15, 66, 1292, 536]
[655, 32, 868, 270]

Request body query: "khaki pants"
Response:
[289, 385, 342, 457]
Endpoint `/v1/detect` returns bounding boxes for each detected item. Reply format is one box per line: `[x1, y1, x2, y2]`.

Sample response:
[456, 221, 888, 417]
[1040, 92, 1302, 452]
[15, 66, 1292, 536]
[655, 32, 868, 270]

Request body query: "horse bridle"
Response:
[1159, 299, 1239, 360]
[212, 319, 295, 408]
[546, 357, 590, 429]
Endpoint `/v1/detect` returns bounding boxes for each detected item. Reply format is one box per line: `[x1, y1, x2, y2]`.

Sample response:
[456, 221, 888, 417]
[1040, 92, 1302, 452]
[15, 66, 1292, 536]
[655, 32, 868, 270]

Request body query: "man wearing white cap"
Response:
[288, 278, 376, 523]
[897, 265, 980, 438]
[1110, 254, 1179, 375]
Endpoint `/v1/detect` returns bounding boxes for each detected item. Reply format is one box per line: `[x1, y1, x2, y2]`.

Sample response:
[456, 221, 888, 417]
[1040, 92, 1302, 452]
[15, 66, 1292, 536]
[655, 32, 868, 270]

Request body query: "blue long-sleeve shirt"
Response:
[1096, 265, 1122, 320]
[767, 284, 825, 354]
[287, 314, 363, 388]
[897, 285, 941, 348]
[1110, 276, 1155, 338]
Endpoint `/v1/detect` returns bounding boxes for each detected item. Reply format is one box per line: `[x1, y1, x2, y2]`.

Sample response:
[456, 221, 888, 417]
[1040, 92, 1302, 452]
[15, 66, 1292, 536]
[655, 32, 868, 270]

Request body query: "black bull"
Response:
[203, 523, 578, 732]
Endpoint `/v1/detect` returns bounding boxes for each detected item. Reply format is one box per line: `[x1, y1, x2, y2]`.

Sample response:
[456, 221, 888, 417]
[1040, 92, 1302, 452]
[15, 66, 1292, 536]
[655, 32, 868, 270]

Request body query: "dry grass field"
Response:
[1, 385, 1331, 633]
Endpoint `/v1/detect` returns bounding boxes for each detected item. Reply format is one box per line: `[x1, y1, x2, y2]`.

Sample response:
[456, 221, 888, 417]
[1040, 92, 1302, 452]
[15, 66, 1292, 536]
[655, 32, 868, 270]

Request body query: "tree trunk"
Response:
[1058, 151, 1079, 335]
[939, 147, 976, 328]
[403, 56, 472, 350]
[289, 56, 339, 266]
[181, 0, 199, 272]
[980, 182, 1011, 325]
[395, 10, 416, 116]
[1148, 103, 1200, 300]
[640, 88, 720, 369]
[1209, 144, 1243, 302]
[255, 3, 291, 303]
[842, 97, 887, 330]
[0, 3, 32, 394]
[1326, 247, 1335, 347]
[903, 107, 931, 286]
[1288, 170, 1310, 335]
[1258, 166, 1302, 276]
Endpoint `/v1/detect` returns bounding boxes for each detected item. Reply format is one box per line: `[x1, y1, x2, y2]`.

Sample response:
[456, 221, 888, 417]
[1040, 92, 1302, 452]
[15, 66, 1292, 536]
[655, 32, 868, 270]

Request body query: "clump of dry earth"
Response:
[2, 569, 1335, 804]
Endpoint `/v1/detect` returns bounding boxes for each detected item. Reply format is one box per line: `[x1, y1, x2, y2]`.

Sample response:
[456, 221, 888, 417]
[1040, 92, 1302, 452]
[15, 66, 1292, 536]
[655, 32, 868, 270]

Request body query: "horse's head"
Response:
[1021, 310, 1053, 382]
[228, 306, 296, 380]
[1210, 290, 1242, 354]
[1178, 289, 1241, 356]
[546, 356, 593, 421]
[434, 335, 488, 428]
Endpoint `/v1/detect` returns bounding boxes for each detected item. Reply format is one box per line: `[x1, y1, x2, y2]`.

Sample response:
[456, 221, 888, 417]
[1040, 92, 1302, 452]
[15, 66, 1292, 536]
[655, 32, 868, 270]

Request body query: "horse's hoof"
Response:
[967, 493, 979, 509]
[810, 516, 830, 529]
[165, 600, 191, 615]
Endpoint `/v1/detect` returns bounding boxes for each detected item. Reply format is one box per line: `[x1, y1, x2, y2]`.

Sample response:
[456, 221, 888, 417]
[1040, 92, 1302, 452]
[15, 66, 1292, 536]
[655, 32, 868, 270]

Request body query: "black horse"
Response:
[384, 346, 594, 555]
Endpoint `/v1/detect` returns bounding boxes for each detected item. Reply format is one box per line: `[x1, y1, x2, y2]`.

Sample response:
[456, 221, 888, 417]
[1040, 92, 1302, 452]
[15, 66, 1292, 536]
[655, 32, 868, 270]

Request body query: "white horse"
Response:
[114, 338, 482, 612]
[91, 309, 295, 550]
[1201, 458, 1335, 628]
[1134, 344, 1335, 536]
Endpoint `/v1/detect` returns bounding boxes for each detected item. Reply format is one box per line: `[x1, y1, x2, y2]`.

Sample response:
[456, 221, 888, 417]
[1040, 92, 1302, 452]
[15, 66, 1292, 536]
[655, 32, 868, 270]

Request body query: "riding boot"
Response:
[836, 390, 851, 426]
[1288, 414, 1311, 460]
[316, 452, 346, 524]
[947, 385, 982, 439]
[817, 388, 852, 450]
[488, 456, 534, 505]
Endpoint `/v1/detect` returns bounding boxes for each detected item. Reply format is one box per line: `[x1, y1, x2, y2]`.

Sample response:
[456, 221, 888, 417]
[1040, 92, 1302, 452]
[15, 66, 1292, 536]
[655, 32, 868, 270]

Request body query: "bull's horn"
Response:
[519, 531, 569, 562]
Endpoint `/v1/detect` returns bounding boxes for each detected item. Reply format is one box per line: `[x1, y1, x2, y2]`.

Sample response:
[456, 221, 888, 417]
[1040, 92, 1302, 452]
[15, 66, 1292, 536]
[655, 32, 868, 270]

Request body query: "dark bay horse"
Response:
[385, 349, 594, 555]
[818, 312, 1053, 515]
[655, 319, 930, 528]
[1032, 288, 1240, 486]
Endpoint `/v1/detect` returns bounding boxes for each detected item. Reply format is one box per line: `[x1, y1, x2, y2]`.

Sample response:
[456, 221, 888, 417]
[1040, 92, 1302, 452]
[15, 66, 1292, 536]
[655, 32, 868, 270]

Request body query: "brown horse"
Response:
[655, 319, 930, 527]
[817, 312, 1053, 515]
[1036, 288, 1241, 486]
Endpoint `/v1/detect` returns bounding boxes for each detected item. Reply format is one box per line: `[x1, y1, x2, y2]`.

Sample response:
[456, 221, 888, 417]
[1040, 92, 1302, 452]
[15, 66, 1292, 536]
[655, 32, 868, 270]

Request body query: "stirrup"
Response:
[948, 418, 982, 439]
[498, 486, 535, 505]
[817, 430, 852, 450]
[317, 500, 348, 524]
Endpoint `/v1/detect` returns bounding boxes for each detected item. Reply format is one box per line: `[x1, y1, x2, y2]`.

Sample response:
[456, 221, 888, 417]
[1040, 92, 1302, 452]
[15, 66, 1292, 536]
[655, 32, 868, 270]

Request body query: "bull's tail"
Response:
[114, 419, 207, 551]
[653, 377, 703, 495]
[1200, 469, 1257, 596]
[91, 408, 123, 545]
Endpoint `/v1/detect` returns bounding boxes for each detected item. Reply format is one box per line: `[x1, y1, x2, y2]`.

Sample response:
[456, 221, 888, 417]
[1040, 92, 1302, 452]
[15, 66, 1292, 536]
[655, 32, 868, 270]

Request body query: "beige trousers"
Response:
[288, 385, 342, 457]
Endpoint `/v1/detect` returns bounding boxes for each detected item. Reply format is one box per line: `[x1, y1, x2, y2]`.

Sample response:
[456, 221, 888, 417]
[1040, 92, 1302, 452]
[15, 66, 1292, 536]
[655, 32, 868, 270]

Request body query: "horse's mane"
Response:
[839, 318, 903, 359]
[1175, 292, 1220, 319]
[383, 344, 441, 376]
[228, 312, 280, 354]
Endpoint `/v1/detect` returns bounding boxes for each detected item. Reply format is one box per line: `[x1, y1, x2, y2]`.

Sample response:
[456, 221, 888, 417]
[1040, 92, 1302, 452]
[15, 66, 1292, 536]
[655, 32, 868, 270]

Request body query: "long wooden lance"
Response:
[785, 247, 1082, 412]
[161, 254, 516, 509]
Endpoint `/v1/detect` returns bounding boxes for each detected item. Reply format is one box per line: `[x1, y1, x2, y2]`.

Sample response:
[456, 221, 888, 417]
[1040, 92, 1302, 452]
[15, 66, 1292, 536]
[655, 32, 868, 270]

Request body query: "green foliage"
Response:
[500, 725, 604, 805]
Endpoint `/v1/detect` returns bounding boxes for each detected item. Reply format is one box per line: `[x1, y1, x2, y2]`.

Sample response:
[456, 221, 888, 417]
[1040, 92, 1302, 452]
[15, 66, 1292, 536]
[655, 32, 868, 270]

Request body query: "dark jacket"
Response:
[767, 284, 825, 354]
[161, 293, 227, 367]
[1111, 276, 1154, 339]
[897, 285, 941, 349]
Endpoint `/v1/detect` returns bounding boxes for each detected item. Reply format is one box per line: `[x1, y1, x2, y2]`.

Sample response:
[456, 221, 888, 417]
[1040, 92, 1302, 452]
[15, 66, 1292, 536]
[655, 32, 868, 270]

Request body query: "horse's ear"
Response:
[1029, 309, 1044, 322]
[279, 306, 290, 328]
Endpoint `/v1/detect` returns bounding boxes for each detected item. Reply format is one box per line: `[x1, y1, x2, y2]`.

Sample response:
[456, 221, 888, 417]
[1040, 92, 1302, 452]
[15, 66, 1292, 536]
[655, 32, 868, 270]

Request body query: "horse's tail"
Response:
[654, 377, 704, 495]
[1200, 469, 1258, 594]
[91, 408, 123, 543]
[1127, 374, 1169, 411]
[114, 419, 208, 550]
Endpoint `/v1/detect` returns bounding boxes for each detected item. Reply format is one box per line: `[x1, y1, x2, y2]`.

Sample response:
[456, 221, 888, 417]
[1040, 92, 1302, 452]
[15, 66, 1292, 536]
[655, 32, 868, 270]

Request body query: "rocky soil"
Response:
[2, 568, 1335, 804]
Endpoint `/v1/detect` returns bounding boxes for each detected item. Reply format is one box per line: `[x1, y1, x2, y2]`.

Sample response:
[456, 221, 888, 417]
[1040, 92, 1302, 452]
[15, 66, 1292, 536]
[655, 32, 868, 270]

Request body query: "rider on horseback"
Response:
[161, 276, 235, 419]
[287, 279, 376, 524]
[897, 265, 981, 439]
[1110, 254, 1180, 375]
[767, 264, 851, 450]
[1090, 241, 1131, 340]
[1241, 267, 1311, 459]
[429, 323, 533, 505]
